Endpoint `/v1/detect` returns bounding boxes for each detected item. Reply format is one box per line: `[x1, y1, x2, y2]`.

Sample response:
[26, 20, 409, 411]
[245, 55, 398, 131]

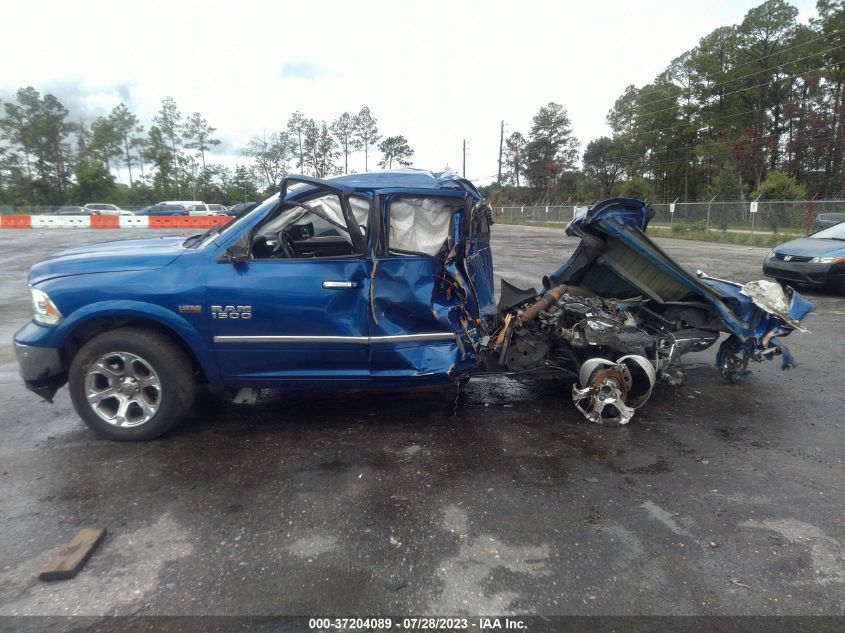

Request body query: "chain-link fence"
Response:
[648, 200, 841, 233]
[494, 206, 584, 223]
[495, 199, 844, 234]
[2, 200, 842, 235]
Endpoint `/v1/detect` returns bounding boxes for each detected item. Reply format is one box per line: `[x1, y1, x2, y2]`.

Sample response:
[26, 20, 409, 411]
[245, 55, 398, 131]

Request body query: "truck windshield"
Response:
[182, 184, 313, 249]
[183, 195, 280, 249]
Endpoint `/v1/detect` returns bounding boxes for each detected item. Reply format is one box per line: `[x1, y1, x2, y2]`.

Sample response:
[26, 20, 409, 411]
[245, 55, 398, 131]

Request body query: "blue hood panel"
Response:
[549, 197, 813, 365]
[29, 237, 186, 284]
[576, 197, 653, 231]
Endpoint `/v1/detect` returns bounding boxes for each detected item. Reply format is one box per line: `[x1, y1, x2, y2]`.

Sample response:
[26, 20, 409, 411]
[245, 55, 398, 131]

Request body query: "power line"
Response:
[630, 131, 838, 174]
[588, 30, 845, 184]
[609, 45, 845, 141]
[621, 106, 760, 141]
[648, 130, 835, 167]
[498, 133, 832, 188]
[627, 61, 835, 123]
[602, 124, 834, 170]
[726, 25, 845, 74]
[708, 41, 845, 91]
[628, 66, 845, 141]
[598, 94, 837, 166]
[606, 105, 819, 165]
[609, 114, 834, 165]
[635, 28, 845, 111]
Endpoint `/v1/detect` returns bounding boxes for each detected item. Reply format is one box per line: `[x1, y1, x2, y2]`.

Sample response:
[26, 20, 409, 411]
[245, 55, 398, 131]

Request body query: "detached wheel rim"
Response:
[85, 351, 161, 427]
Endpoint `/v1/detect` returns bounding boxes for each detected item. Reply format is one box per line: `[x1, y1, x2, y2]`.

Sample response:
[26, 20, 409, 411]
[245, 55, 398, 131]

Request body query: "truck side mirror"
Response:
[226, 244, 249, 264]
[218, 232, 251, 265]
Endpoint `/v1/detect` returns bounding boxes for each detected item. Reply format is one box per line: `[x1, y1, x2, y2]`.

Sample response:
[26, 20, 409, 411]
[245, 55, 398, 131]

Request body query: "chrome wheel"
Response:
[716, 335, 750, 383]
[571, 355, 656, 425]
[85, 351, 161, 427]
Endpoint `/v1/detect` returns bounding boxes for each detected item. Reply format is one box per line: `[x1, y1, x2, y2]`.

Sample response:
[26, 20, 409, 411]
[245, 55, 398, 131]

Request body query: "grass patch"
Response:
[495, 216, 567, 230]
[647, 227, 799, 247]
[495, 215, 800, 247]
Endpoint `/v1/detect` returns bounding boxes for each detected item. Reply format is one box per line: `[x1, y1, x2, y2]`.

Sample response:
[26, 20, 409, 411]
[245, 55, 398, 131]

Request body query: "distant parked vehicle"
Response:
[84, 203, 133, 216]
[162, 200, 204, 207]
[812, 212, 845, 233]
[53, 206, 97, 215]
[225, 202, 258, 218]
[185, 203, 228, 216]
[764, 219, 845, 292]
[134, 203, 189, 216]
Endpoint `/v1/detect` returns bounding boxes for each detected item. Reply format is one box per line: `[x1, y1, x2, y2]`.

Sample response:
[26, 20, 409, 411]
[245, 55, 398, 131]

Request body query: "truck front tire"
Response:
[68, 327, 196, 441]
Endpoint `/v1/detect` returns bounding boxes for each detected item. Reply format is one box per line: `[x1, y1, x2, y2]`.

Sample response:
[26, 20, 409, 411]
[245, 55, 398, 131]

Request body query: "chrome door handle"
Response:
[322, 281, 357, 289]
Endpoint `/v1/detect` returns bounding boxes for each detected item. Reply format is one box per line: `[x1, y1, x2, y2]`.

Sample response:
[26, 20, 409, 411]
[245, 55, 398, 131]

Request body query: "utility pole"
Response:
[497, 121, 504, 187]
[462, 139, 467, 178]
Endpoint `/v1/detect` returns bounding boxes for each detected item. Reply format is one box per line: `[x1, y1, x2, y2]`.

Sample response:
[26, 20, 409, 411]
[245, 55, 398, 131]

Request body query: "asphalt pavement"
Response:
[0, 225, 842, 618]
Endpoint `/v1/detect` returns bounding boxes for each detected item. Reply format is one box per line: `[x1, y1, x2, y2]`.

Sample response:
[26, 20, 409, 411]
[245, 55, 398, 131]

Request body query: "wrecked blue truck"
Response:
[14, 170, 813, 440]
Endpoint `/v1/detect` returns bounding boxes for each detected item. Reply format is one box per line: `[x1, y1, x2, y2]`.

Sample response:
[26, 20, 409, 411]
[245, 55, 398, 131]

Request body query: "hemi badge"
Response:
[178, 305, 203, 314]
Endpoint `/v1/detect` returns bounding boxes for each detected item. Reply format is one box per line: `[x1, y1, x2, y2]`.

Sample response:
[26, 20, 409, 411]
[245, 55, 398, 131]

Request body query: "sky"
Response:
[0, 0, 821, 186]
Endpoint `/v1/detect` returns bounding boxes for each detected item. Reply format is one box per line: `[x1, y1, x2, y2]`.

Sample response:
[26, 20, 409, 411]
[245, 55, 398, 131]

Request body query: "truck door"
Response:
[207, 180, 372, 383]
[368, 193, 479, 381]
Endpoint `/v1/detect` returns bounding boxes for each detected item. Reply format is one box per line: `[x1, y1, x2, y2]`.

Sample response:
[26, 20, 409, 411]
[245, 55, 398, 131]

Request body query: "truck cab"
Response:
[14, 170, 495, 440]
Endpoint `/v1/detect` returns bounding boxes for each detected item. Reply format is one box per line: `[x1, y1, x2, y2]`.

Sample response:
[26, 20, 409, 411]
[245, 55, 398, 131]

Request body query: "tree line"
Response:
[242, 106, 413, 192]
[0, 92, 414, 206]
[489, 0, 845, 206]
[6, 0, 842, 210]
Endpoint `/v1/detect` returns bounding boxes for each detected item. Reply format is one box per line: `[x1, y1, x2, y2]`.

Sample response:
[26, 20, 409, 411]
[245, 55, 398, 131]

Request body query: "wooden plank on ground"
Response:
[39, 527, 107, 580]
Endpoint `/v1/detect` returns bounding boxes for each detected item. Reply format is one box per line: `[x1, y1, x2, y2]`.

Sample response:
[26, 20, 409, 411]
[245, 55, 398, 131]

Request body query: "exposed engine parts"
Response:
[486, 286, 721, 425]
[479, 198, 811, 427]
[517, 284, 569, 325]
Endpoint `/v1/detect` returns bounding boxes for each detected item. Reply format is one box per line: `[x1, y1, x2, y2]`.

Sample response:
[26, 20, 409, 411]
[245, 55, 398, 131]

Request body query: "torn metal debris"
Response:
[482, 197, 814, 424]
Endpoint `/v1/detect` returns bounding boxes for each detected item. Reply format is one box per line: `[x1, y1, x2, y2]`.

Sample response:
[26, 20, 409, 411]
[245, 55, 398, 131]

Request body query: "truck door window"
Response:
[388, 197, 456, 256]
[252, 193, 368, 260]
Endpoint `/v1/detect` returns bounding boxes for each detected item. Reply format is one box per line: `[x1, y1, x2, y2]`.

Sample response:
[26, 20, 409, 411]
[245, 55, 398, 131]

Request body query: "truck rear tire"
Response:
[68, 327, 196, 441]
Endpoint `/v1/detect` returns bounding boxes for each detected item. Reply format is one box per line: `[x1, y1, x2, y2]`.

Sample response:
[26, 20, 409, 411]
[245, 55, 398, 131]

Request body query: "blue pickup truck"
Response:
[15, 170, 813, 440]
